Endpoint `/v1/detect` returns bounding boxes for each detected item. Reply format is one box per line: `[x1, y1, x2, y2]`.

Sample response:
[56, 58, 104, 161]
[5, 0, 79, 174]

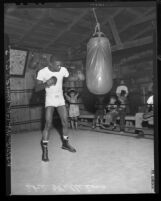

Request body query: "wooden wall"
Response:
[10, 51, 51, 133]
[10, 47, 154, 133]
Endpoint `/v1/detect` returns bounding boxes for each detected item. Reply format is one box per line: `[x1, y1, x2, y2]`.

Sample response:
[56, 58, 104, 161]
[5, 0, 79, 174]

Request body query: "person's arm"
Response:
[116, 86, 121, 97]
[35, 80, 48, 92]
[35, 77, 56, 92]
[125, 86, 129, 97]
[63, 67, 69, 78]
[64, 92, 71, 102]
[35, 69, 47, 92]
[75, 92, 79, 99]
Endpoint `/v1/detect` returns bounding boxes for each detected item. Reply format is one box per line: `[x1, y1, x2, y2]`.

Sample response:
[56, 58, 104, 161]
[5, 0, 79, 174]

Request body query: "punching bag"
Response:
[86, 32, 113, 95]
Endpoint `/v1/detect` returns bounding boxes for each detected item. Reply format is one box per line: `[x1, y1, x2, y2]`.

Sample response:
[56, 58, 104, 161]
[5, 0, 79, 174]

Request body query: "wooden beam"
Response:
[142, 7, 155, 16]
[111, 36, 153, 51]
[80, 36, 153, 58]
[108, 16, 122, 45]
[119, 12, 155, 34]
[43, 9, 89, 50]
[126, 8, 142, 17]
[101, 7, 125, 27]
[5, 14, 30, 23]
[74, 8, 125, 51]
[127, 25, 153, 41]
[16, 9, 49, 45]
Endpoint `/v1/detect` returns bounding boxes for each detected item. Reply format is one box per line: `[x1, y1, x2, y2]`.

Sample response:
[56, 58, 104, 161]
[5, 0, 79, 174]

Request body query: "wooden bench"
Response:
[77, 114, 153, 127]
[78, 114, 95, 123]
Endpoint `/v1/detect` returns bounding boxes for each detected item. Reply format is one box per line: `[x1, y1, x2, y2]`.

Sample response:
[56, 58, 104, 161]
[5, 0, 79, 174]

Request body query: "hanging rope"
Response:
[92, 8, 99, 24]
[92, 8, 104, 37]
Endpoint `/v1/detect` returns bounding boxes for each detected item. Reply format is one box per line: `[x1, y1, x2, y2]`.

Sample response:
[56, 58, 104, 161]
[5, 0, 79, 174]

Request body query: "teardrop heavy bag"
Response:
[86, 36, 113, 95]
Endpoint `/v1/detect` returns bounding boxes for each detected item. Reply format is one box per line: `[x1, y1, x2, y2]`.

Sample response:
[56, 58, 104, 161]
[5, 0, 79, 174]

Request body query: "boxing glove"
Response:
[46, 76, 57, 87]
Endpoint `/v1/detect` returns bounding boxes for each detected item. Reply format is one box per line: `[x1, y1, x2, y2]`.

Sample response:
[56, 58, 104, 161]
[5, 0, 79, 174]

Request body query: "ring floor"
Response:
[11, 128, 154, 194]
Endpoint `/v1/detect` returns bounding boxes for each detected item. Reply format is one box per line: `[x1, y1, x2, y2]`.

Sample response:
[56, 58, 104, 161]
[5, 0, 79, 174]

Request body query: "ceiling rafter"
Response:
[127, 25, 153, 41]
[126, 8, 143, 17]
[5, 14, 32, 23]
[143, 7, 155, 16]
[111, 36, 153, 51]
[79, 36, 153, 60]
[80, 35, 153, 57]
[16, 9, 49, 46]
[119, 10, 155, 34]
[108, 16, 122, 45]
[73, 8, 125, 52]
[101, 7, 125, 27]
[43, 9, 90, 51]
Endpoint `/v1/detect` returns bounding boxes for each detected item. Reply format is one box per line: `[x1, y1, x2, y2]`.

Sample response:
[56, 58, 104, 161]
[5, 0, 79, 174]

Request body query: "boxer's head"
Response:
[49, 55, 63, 71]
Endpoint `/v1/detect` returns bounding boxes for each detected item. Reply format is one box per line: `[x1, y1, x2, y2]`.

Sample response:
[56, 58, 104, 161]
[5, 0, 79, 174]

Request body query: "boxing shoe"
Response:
[41, 140, 49, 162]
[62, 137, 76, 153]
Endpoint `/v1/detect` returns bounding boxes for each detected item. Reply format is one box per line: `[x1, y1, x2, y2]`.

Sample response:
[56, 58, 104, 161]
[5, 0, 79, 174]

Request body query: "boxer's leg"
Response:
[41, 106, 54, 162]
[57, 105, 76, 152]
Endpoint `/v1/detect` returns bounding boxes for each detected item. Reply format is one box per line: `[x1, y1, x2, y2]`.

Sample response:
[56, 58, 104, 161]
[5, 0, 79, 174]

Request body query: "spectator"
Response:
[117, 90, 128, 133]
[102, 96, 119, 130]
[116, 80, 128, 98]
[64, 89, 80, 129]
[135, 92, 154, 138]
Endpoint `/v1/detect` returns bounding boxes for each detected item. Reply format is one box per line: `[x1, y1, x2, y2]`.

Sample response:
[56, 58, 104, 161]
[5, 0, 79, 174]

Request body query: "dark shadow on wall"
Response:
[81, 83, 97, 113]
[29, 89, 45, 131]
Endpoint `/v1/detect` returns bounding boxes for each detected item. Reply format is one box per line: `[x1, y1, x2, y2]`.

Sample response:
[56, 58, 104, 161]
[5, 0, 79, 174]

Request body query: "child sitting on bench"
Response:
[101, 95, 119, 130]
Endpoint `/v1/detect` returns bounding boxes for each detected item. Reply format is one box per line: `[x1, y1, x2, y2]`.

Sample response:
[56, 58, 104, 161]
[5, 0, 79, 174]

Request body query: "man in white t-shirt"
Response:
[147, 95, 153, 105]
[135, 93, 154, 138]
[35, 55, 76, 162]
[116, 80, 128, 98]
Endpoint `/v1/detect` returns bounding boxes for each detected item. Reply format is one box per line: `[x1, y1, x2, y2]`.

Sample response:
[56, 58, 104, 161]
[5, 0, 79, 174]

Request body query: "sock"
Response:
[63, 136, 69, 140]
[42, 140, 48, 146]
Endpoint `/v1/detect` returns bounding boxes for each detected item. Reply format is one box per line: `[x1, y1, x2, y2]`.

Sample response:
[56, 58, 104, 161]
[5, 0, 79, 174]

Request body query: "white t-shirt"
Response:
[147, 95, 153, 105]
[116, 85, 128, 96]
[37, 66, 69, 107]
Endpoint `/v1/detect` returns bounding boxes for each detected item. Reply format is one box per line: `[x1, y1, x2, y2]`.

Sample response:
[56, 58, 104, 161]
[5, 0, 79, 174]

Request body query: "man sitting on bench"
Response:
[101, 95, 119, 130]
[135, 93, 154, 138]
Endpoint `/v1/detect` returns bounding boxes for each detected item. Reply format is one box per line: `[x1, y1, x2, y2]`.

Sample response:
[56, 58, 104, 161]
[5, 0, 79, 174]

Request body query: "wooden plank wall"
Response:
[10, 51, 51, 133]
[10, 49, 153, 133]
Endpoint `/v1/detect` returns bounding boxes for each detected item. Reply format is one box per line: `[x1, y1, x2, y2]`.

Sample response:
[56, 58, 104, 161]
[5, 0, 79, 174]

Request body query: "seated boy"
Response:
[117, 90, 128, 133]
[101, 96, 119, 130]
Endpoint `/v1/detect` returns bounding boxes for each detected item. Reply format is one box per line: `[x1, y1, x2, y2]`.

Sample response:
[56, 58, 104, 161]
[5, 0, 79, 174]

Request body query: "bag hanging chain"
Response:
[92, 8, 104, 37]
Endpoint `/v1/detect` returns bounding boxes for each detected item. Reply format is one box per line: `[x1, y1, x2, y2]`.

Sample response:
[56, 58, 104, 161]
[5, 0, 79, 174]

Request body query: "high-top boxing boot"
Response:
[41, 140, 49, 162]
[62, 136, 76, 152]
